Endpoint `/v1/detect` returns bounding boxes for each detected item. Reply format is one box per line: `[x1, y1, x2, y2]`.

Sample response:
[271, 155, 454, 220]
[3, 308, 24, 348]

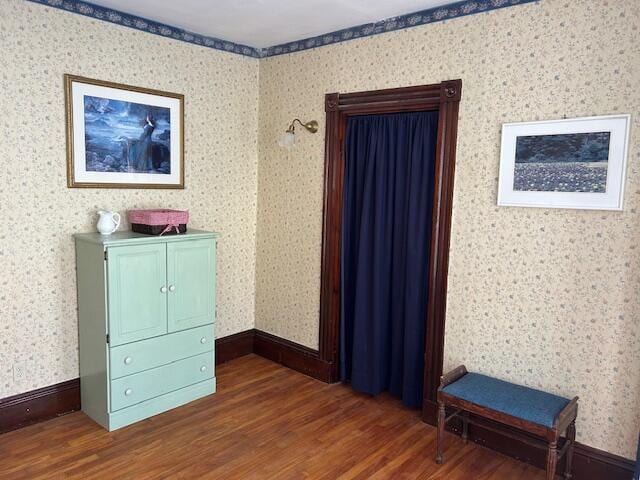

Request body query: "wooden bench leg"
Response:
[564, 421, 576, 479]
[436, 403, 445, 464]
[546, 440, 558, 480]
[461, 411, 469, 444]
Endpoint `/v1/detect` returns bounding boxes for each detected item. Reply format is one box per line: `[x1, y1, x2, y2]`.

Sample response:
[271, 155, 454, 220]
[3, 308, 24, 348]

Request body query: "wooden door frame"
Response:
[318, 80, 462, 423]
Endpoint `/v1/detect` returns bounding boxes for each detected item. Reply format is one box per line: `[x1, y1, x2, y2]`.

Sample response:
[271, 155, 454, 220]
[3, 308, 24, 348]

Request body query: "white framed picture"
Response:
[498, 114, 631, 210]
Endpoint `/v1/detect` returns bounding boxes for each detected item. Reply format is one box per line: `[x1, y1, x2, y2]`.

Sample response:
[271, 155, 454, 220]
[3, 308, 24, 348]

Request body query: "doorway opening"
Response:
[318, 81, 462, 423]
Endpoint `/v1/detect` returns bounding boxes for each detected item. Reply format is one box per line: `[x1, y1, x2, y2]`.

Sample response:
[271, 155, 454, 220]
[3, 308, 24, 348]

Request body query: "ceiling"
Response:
[87, 0, 454, 49]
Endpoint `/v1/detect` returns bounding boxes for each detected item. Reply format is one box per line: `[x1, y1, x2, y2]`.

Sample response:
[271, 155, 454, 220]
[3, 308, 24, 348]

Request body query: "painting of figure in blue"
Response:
[513, 132, 610, 193]
[83, 96, 171, 174]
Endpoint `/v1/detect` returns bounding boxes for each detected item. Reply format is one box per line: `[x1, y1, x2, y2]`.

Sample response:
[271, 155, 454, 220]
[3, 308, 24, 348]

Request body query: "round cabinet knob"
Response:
[200, 337, 207, 344]
[125, 388, 133, 396]
[200, 366, 207, 372]
[169, 285, 176, 292]
[160, 286, 168, 293]
[124, 356, 132, 365]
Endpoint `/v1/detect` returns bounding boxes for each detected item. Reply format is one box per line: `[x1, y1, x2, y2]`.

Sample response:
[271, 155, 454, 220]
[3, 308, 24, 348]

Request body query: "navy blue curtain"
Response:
[340, 111, 438, 408]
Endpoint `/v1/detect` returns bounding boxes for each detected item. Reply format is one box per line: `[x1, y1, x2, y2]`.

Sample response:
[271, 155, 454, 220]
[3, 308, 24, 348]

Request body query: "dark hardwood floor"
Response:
[0, 355, 545, 479]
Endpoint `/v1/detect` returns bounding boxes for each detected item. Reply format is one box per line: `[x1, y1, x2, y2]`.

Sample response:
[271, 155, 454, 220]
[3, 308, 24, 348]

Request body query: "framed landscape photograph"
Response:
[498, 115, 630, 210]
[65, 74, 184, 188]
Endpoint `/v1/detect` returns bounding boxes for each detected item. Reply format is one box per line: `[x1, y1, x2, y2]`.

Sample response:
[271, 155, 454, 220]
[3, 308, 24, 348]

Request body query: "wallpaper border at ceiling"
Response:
[24, 0, 263, 58]
[263, 0, 539, 57]
[25, 0, 539, 58]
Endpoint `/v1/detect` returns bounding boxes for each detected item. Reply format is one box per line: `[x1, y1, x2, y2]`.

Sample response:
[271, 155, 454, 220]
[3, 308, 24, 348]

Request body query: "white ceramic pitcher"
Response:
[96, 210, 121, 235]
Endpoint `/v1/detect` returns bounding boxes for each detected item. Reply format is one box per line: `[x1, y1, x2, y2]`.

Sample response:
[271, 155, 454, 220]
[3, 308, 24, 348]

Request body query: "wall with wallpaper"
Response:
[255, 0, 640, 458]
[0, 0, 259, 398]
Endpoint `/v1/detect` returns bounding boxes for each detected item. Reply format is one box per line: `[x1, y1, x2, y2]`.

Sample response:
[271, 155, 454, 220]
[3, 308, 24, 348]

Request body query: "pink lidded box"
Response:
[128, 209, 189, 236]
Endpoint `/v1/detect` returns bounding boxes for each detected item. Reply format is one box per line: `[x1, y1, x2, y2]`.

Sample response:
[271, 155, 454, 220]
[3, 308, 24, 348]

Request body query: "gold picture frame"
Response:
[64, 74, 185, 189]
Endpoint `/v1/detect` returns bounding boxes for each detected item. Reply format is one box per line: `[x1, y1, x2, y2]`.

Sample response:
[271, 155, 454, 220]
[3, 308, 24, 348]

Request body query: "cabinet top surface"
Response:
[74, 229, 218, 246]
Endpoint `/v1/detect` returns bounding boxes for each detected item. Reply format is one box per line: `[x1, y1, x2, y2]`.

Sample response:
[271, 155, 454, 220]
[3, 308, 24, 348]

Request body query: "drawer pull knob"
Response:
[160, 286, 168, 293]
[200, 337, 207, 344]
[169, 285, 176, 292]
[124, 356, 132, 365]
[200, 366, 207, 372]
[125, 388, 133, 396]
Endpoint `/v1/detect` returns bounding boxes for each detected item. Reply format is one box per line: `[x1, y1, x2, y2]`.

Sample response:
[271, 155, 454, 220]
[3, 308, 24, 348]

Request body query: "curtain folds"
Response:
[340, 111, 438, 408]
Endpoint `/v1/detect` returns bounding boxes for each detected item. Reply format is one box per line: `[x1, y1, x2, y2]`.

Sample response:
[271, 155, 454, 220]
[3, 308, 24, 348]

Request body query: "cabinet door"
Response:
[107, 243, 168, 346]
[167, 239, 215, 332]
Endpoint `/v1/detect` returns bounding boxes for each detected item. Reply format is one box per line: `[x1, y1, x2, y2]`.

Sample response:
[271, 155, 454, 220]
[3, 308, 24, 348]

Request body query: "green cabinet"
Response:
[75, 229, 218, 431]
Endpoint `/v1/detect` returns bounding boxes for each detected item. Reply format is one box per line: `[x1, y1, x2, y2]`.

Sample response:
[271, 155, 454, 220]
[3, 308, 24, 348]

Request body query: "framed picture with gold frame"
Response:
[65, 74, 184, 188]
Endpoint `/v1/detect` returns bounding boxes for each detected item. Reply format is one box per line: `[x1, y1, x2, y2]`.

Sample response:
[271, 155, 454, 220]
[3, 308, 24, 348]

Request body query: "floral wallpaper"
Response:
[1, 0, 638, 461]
[255, 0, 640, 458]
[0, 1, 259, 397]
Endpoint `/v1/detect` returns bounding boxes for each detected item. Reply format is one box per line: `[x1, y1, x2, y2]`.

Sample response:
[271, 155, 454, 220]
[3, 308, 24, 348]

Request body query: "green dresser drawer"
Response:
[109, 324, 214, 379]
[110, 351, 214, 411]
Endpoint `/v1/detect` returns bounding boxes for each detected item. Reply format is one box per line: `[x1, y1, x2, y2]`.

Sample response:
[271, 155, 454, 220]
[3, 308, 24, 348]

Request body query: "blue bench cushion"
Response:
[441, 373, 570, 428]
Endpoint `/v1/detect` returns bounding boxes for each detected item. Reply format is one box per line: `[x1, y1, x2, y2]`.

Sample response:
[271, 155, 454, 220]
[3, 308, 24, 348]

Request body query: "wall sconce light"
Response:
[278, 118, 318, 148]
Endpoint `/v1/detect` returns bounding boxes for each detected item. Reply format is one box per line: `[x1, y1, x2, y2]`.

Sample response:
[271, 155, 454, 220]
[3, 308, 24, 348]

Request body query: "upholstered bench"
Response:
[436, 366, 578, 480]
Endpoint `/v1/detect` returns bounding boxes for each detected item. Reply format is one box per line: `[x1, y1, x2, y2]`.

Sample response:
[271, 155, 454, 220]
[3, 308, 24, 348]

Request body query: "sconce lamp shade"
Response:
[278, 131, 295, 148]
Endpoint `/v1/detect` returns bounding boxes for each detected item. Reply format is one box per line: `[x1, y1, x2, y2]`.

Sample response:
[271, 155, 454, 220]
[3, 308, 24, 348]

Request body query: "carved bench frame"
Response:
[436, 365, 578, 480]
